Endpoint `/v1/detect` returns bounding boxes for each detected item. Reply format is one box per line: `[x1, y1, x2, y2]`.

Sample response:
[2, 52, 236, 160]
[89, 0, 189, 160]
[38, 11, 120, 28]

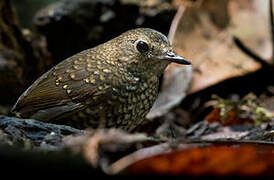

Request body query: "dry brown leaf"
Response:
[228, 0, 272, 61]
[172, 0, 271, 94]
[148, 0, 271, 119]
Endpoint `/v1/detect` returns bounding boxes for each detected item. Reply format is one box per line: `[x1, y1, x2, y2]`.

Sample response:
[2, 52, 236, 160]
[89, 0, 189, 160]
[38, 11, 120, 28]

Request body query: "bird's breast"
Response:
[105, 74, 159, 131]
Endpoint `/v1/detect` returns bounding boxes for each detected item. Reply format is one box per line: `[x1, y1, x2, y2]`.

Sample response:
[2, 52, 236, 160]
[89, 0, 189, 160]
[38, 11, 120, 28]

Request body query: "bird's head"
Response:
[105, 28, 191, 76]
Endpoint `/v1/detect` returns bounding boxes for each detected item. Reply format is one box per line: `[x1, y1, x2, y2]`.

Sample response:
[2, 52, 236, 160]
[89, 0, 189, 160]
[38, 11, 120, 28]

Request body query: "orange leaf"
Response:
[127, 144, 274, 176]
[206, 108, 252, 126]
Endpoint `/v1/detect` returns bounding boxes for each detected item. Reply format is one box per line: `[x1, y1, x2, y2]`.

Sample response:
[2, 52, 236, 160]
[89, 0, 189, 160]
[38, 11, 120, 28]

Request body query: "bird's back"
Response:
[12, 48, 110, 121]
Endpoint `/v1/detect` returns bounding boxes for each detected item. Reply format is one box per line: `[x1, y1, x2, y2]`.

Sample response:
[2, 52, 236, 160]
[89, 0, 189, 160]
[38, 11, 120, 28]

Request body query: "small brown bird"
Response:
[12, 28, 190, 132]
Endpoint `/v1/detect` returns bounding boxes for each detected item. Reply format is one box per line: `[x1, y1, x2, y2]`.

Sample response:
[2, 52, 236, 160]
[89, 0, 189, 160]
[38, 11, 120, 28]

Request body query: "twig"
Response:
[270, 0, 274, 63]
[233, 36, 272, 68]
[105, 143, 170, 174]
[105, 142, 203, 174]
[168, 5, 186, 44]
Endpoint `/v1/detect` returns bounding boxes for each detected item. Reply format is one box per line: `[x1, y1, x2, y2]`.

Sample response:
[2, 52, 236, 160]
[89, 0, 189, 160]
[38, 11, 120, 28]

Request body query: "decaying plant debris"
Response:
[1, 0, 274, 177]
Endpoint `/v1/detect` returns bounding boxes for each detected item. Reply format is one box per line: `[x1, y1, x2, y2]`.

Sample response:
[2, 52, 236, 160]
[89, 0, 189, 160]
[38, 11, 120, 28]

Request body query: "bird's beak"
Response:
[157, 51, 191, 65]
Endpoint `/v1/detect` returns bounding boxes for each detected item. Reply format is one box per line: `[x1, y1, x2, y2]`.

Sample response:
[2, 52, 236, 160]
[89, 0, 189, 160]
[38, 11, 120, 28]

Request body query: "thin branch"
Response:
[106, 143, 170, 174]
[233, 36, 272, 68]
[270, 0, 274, 63]
[168, 5, 186, 44]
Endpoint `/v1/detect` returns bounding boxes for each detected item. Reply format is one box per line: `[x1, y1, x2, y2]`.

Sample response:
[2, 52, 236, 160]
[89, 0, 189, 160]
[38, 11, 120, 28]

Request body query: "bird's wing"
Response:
[12, 50, 111, 121]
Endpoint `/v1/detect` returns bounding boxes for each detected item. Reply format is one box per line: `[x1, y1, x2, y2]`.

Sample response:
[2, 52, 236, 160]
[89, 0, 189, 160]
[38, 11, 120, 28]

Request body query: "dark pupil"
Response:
[137, 41, 149, 53]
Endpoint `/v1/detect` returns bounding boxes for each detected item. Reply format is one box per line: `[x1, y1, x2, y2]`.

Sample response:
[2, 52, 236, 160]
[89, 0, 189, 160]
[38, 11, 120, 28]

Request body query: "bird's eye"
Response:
[136, 41, 149, 53]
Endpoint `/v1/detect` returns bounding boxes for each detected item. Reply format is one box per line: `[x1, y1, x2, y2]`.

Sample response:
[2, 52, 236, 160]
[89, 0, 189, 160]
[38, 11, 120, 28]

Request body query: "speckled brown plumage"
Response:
[12, 28, 190, 132]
